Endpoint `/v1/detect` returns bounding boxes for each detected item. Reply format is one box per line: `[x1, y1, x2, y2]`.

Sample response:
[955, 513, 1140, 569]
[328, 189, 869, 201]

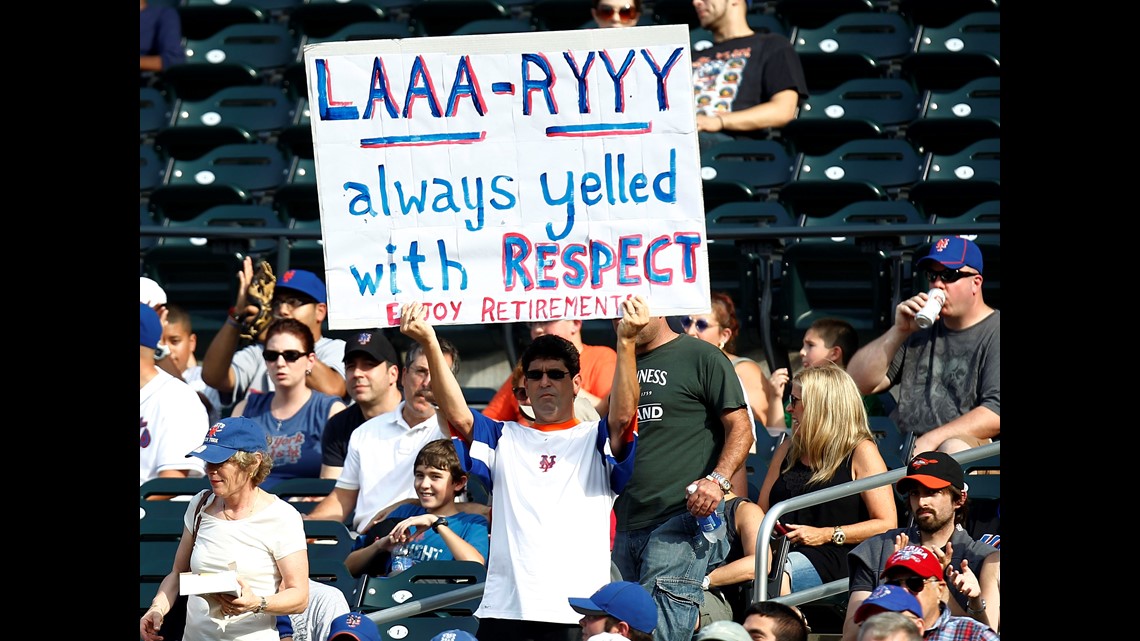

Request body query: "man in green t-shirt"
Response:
[612, 316, 753, 640]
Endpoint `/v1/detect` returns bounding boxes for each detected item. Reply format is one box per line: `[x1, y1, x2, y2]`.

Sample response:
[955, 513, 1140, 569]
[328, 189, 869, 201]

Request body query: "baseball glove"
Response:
[242, 259, 276, 341]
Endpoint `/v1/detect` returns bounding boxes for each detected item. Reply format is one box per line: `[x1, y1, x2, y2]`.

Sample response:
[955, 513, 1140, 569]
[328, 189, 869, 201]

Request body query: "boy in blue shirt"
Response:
[345, 438, 489, 577]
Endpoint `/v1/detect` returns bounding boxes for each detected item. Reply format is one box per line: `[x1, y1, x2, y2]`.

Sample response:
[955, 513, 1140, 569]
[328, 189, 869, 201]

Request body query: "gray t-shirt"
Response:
[888, 311, 1000, 434]
[847, 525, 997, 611]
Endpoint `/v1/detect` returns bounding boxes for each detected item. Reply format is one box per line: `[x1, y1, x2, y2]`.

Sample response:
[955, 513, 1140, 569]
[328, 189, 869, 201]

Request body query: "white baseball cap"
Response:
[140, 277, 167, 306]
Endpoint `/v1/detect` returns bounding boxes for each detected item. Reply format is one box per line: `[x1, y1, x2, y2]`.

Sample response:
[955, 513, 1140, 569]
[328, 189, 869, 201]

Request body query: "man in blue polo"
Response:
[847, 236, 999, 456]
[202, 257, 347, 406]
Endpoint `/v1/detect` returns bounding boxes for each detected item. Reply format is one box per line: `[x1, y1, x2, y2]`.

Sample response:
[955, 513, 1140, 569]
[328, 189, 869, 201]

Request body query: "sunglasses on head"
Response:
[263, 349, 308, 363]
[595, 4, 637, 20]
[680, 316, 715, 332]
[524, 369, 570, 381]
[924, 268, 980, 284]
[885, 575, 940, 593]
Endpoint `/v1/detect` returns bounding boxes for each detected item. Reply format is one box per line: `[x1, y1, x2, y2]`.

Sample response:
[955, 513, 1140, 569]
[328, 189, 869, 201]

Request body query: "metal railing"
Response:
[754, 441, 1001, 605]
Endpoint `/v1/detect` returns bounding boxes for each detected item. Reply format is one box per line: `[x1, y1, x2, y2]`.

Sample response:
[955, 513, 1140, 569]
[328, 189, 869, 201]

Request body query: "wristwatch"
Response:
[966, 598, 987, 615]
[706, 472, 732, 493]
[431, 516, 449, 532]
[253, 596, 267, 614]
[154, 342, 171, 361]
[831, 525, 846, 545]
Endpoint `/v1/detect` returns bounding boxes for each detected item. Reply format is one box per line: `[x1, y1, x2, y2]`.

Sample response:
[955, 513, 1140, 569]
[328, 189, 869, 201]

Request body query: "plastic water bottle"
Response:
[390, 542, 415, 574]
[687, 483, 726, 542]
[915, 289, 946, 329]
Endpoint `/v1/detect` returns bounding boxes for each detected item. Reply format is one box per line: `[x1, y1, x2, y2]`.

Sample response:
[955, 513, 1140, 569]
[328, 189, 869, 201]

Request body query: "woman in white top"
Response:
[141, 416, 310, 641]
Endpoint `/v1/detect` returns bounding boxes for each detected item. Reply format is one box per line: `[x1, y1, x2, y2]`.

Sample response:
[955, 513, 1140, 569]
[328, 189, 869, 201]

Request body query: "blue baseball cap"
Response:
[186, 417, 268, 463]
[328, 612, 380, 641]
[568, 581, 656, 634]
[853, 583, 923, 624]
[916, 236, 983, 274]
[141, 302, 162, 349]
[276, 268, 327, 303]
[429, 630, 478, 641]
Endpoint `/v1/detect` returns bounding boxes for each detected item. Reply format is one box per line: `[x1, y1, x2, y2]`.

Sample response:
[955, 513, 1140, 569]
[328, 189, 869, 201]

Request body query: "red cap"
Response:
[880, 545, 943, 580]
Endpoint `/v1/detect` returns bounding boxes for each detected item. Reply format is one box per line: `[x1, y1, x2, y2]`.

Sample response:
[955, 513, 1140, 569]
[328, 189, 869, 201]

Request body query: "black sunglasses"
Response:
[885, 575, 940, 593]
[263, 349, 308, 363]
[524, 369, 570, 381]
[680, 316, 716, 332]
[595, 4, 637, 20]
[924, 268, 980, 284]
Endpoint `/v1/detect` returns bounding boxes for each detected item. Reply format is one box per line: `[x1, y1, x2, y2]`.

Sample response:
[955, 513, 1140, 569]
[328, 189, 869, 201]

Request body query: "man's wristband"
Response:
[966, 597, 987, 615]
[715, 114, 726, 131]
[225, 316, 241, 328]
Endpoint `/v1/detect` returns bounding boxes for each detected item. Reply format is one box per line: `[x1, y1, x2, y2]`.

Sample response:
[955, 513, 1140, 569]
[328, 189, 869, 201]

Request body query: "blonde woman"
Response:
[758, 363, 896, 594]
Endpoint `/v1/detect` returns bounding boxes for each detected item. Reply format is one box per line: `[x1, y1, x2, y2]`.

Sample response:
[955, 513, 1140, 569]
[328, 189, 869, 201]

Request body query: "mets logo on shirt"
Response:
[539, 454, 557, 472]
[140, 417, 151, 448]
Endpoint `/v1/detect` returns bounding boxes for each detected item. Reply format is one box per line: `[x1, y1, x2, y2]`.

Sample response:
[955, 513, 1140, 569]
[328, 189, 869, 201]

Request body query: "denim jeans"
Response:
[785, 551, 824, 592]
[612, 502, 729, 641]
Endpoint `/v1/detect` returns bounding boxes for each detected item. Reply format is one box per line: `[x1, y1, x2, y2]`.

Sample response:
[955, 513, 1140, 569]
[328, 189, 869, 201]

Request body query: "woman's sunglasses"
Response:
[595, 4, 638, 21]
[263, 349, 308, 363]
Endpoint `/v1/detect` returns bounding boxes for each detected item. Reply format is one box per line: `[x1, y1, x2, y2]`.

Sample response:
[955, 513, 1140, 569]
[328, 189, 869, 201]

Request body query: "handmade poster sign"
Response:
[305, 25, 707, 328]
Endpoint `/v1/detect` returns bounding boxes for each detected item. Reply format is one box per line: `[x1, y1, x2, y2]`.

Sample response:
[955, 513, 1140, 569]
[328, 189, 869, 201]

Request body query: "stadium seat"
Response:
[901, 12, 1000, 92]
[908, 137, 999, 219]
[143, 204, 288, 311]
[778, 138, 928, 218]
[288, 0, 389, 40]
[304, 519, 358, 601]
[140, 86, 174, 142]
[869, 416, 907, 469]
[453, 17, 535, 34]
[376, 616, 481, 641]
[408, 0, 509, 36]
[275, 155, 321, 226]
[773, 0, 876, 30]
[141, 142, 168, 195]
[650, 0, 699, 27]
[905, 77, 999, 155]
[142, 203, 160, 261]
[155, 85, 296, 161]
[897, 0, 998, 30]
[356, 560, 486, 615]
[530, 0, 592, 31]
[177, 0, 267, 41]
[780, 77, 924, 156]
[149, 142, 291, 221]
[700, 139, 796, 201]
[160, 22, 300, 102]
[705, 200, 800, 367]
[792, 12, 918, 93]
[772, 199, 928, 351]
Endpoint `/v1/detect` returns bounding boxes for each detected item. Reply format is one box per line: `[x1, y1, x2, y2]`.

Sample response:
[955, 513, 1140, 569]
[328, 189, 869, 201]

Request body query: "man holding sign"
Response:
[399, 296, 648, 641]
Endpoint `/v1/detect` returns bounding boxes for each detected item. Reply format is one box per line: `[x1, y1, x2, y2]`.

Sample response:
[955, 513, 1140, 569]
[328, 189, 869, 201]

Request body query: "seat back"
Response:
[143, 204, 287, 310]
[778, 138, 928, 218]
[906, 77, 999, 155]
[141, 86, 174, 142]
[782, 77, 924, 156]
[868, 416, 907, 469]
[409, 0, 509, 36]
[901, 11, 1000, 91]
[701, 139, 796, 196]
[177, 1, 267, 41]
[150, 142, 290, 221]
[271, 477, 338, 516]
[793, 12, 918, 93]
[908, 137, 999, 219]
[356, 560, 487, 615]
[141, 143, 168, 195]
[288, 0, 388, 40]
[156, 85, 296, 161]
[161, 23, 299, 101]
[898, 0, 998, 29]
[305, 519, 358, 601]
[774, 0, 876, 30]
[530, 0, 593, 31]
[376, 616, 481, 641]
